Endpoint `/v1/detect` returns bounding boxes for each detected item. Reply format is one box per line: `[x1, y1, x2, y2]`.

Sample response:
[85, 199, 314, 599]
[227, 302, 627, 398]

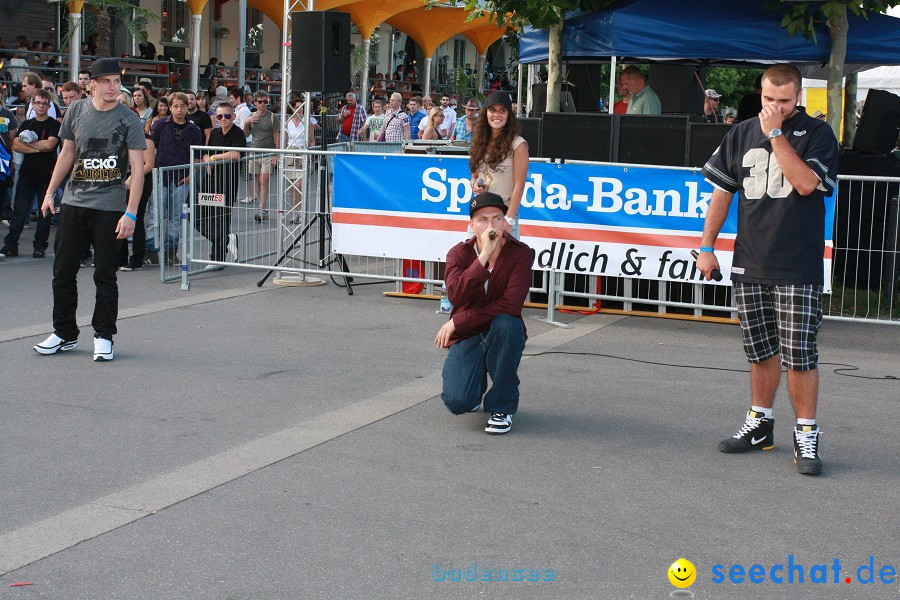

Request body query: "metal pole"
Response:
[423, 55, 433, 99]
[516, 62, 524, 116]
[190, 13, 202, 93]
[608, 56, 617, 113]
[526, 64, 535, 116]
[69, 12, 82, 83]
[478, 53, 486, 97]
[238, 0, 247, 89]
[360, 37, 371, 112]
[883, 195, 899, 308]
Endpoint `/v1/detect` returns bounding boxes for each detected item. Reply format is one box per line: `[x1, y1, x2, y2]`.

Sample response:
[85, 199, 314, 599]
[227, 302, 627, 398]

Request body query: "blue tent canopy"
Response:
[519, 0, 900, 65]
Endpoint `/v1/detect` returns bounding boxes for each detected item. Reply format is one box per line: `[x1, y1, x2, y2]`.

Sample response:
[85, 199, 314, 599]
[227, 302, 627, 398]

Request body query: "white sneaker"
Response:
[227, 233, 238, 261]
[34, 333, 78, 355]
[93, 337, 114, 362]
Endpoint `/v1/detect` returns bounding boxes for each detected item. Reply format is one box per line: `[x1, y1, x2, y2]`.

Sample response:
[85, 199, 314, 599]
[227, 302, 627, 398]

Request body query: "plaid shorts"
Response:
[733, 282, 824, 371]
[247, 156, 274, 174]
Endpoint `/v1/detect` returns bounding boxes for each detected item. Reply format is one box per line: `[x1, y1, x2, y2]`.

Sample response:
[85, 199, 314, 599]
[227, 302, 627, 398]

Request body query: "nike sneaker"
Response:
[718, 410, 774, 453]
[485, 413, 512, 435]
[793, 424, 823, 476]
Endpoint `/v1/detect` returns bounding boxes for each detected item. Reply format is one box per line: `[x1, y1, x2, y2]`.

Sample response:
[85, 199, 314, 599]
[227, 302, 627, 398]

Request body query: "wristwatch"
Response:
[505, 216, 518, 226]
[767, 128, 783, 139]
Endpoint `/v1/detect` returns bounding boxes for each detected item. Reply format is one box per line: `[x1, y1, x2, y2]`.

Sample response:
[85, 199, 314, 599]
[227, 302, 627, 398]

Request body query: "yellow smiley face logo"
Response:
[668, 558, 696, 588]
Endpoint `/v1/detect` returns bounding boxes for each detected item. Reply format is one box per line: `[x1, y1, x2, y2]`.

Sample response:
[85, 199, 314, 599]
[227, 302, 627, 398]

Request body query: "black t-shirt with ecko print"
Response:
[702, 107, 839, 286]
[60, 98, 147, 212]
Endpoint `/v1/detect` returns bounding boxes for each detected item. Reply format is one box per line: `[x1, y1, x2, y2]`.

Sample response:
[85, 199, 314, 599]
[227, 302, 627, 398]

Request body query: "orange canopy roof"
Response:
[242, 0, 507, 56]
[387, 5, 506, 58]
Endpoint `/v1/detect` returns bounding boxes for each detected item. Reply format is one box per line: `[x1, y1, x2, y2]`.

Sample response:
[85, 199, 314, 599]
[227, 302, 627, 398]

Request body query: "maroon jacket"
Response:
[445, 233, 533, 345]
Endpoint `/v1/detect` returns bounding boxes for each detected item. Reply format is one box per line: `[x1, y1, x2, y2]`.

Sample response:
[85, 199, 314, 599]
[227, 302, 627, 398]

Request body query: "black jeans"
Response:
[52, 205, 122, 341]
[118, 177, 152, 266]
[4, 175, 52, 252]
[195, 171, 237, 261]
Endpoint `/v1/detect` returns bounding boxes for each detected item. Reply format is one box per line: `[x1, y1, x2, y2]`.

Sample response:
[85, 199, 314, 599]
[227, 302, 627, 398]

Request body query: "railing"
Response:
[149, 146, 898, 325]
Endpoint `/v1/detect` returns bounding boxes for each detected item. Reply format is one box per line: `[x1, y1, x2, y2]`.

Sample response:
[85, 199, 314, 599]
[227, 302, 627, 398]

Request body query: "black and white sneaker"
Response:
[34, 333, 78, 355]
[718, 410, 775, 453]
[93, 337, 114, 362]
[485, 413, 512, 434]
[794, 424, 823, 476]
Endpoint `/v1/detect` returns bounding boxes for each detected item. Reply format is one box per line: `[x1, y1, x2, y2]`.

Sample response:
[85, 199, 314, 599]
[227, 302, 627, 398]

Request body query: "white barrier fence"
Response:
[147, 147, 897, 325]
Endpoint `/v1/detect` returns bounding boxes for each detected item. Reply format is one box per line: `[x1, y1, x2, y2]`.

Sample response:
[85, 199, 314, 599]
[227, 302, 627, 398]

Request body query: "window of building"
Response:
[453, 38, 466, 71]
[161, 0, 190, 46]
[247, 8, 263, 53]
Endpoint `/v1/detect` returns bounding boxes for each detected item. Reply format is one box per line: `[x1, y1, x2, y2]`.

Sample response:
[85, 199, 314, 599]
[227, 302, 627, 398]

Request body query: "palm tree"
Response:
[50, 0, 159, 58]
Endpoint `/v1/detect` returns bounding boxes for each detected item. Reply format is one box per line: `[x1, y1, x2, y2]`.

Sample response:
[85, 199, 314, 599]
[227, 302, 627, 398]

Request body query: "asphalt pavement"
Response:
[1, 252, 898, 599]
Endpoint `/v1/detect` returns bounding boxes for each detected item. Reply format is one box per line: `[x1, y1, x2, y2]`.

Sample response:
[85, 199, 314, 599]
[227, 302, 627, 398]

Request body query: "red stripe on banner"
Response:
[332, 211, 833, 258]
[332, 212, 465, 232]
[520, 224, 734, 251]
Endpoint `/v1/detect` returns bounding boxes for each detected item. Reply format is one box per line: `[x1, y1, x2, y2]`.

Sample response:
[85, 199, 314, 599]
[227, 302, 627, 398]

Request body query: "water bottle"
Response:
[440, 283, 452, 314]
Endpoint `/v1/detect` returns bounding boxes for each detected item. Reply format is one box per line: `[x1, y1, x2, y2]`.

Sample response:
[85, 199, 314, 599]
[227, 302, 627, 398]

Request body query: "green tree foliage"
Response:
[706, 67, 765, 108]
[770, 0, 899, 136]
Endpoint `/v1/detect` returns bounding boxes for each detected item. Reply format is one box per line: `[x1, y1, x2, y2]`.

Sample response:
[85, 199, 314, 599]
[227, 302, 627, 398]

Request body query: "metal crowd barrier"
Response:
[153, 147, 898, 325]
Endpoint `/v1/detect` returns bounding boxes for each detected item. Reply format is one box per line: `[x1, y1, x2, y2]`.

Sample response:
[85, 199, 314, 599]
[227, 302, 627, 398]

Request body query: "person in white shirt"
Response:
[439, 94, 457, 138]
[284, 99, 317, 223]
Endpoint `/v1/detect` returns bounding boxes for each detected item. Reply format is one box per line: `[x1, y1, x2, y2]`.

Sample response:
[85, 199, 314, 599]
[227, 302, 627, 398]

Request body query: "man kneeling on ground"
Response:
[434, 192, 532, 434]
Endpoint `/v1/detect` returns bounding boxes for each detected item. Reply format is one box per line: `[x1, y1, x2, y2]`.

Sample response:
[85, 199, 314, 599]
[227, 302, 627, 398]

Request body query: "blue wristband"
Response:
[699, 246, 715, 253]
[124, 211, 137, 222]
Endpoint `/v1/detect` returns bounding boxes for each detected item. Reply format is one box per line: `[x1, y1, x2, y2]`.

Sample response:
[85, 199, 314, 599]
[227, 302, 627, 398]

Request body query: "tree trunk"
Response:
[843, 71, 858, 145]
[546, 21, 562, 113]
[826, 5, 848, 139]
[94, 9, 113, 57]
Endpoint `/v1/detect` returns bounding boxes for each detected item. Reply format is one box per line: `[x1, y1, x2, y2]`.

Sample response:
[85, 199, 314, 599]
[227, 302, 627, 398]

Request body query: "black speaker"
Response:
[648, 64, 706, 114]
[518, 117, 542, 158]
[541, 113, 615, 162]
[853, 89, 900, 154]
[688, 123, 732, 168]
[617, 115, 688, 166]
[531, 83, 547, 117]
[291, 11, 351, 92]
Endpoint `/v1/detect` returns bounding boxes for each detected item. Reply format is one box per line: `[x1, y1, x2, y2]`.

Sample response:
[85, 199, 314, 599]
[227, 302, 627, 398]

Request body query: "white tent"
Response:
[803, 65, 900, 103]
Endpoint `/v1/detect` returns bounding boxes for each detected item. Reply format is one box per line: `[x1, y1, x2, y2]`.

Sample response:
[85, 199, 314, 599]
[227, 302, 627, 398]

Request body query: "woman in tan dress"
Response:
[469, 91, 528, 238]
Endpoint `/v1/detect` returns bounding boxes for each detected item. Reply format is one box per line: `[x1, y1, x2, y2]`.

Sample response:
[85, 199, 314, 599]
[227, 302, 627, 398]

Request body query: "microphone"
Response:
[488, 231, 497, 240]
[475, 177, 485, 188]
[691, 250, 723, 281]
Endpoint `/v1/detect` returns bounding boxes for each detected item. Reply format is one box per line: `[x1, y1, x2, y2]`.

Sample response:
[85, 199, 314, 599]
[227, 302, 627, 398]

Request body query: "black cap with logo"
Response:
[469, 191, 508, 217]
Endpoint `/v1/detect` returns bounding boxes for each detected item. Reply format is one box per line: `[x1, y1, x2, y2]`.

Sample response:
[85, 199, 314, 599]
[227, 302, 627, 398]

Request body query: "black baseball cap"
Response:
[484, 91, 512, 112]
[90, 57, 122, 79]
[469, 191, 508, 217]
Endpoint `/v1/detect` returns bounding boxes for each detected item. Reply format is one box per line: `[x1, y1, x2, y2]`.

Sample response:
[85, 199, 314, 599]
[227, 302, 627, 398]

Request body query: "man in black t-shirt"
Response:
[197, 101, 246, 265]
[698, 64, 839, 476]
[1, 89, 60, 258]
[185, 90, 212, 143]
[735, 74, 763, 123]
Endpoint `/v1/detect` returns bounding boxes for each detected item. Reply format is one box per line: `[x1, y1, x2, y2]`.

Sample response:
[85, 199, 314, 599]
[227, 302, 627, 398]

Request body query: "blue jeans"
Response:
[160, 180, 189, 251]
[441, 314, 525, 415]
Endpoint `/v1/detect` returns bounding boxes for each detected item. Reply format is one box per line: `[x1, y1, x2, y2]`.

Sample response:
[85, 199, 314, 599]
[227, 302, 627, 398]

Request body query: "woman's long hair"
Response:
[468, 105, 520, 174]
[151, 95, 169, 118]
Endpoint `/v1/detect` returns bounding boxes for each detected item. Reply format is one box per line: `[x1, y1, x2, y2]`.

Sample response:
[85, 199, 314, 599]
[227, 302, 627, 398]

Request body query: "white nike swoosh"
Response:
[751, 436, 767, 445]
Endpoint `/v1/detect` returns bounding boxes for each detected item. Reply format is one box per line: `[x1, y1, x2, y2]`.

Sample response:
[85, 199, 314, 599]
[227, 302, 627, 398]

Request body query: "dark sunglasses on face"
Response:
[216, 113, 234, 120]
[255, 100, 268, 104]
